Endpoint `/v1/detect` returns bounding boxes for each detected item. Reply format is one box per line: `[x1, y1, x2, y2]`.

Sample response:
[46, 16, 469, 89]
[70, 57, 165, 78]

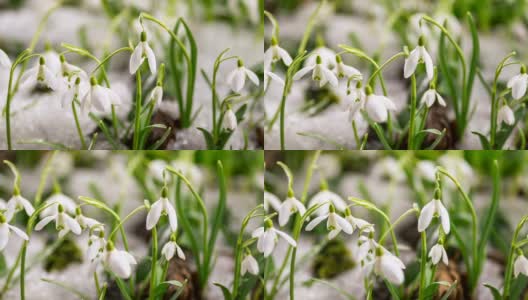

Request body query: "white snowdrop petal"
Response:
[64, 214, 82, 235]
[0, 49, 11, 68]
[0, 224, 9, 250]
[436, 200, 450, 234]
[278, 47, 293, 66]
[403, 49, 420, 78]
[245, 68, 260, 86]
[176, 245, 186, 260]
[420, 47, 434, 81]
[417, 200, 435, 232]
[293, 66, 315, 80]
[274, 229, 297, 247]
[35, 215, 55, 231]
[144, 43, 157, 74]
[251, 227, 264, 238]
[305, 215, 328, 231]
[146, 201, 163, 230]
[8, 224, 28, 241]
[335, 215, 353, 234]
[129, 45, 144, 74]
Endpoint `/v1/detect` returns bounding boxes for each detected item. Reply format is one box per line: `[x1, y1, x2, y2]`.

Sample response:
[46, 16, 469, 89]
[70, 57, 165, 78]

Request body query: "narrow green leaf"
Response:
[472, 131, 491, 149]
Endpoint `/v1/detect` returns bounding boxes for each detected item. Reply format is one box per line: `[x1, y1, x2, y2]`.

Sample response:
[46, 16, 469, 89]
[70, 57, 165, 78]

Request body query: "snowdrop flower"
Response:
[60, 76, 89, 109]
[241, 253, 259, 275]
[222, 107, 237, 131]
[404, 36, 434, 81]
[416, 160, 437, 182]
[429, 243, 448, 265]
[304, 46, 336, 68]
[40, 193, 76, 218]
[308, 189, 347, 217]
[252, 220, 296, 257]
[75, 207, 102, 230]
[334, 55, 362, 80]
[364, 86, 397, 123]
[6, 194, 34, 219]
[87, 230, 106, 261]
[306, 205, 353, 239]
[0, 49, 11, 68]
[264, 68, 284, 90]
[264, 191, 281, 212]
[81, 77, 121, 114]
[35, 204, 82, 238]
[357, 233, 379, 262]
[265, 37, 292, 67]
[293, 55, 338, 88]
[147, 85, 163, 107]
[103, 241, 137, 278]
[146, 191, 178, 232]
[514, 254, 528, 277]
[42, 50, 61, 74]
[161, 235, 185, 261]
[345, 208, 374, 233]
[498, 104, 515, 126]
[226, 59, 259, 92]
[278, 194, 306, 226]
[368, 246, 406, 285]
[508, 65, 528, 100]
[0, 213, 28, 250]
[19, 56, 59, 91]
[421, 88, 446, 107]
[418, 197, 450, 234]
[59, 54, 88, 81]
[130, 31, 156, 75]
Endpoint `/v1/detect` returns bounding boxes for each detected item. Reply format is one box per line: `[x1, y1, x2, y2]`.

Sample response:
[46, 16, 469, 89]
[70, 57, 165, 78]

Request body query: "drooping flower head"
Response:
[514, 253, 528, 278]
[35, 204, 82, 238]
[161, 233, 185, 261]
[417, 189, 450, 234]
[0, 212, 29, 251]
[103, 241, 137, 278]
[19, 56, 59, 91]
[404, 35, 434, 80]
[222, 106, 238, 131]
[334, 55, 362, 80]
[508, 65, 528, 100]
[252, 219, 296, 257]
[429, 242, 448, 266]
[265, 36, 292, 67]
[82, 76, 121, 114]
[305, 204, 353, 239]
[241, 252, 259, 275]
[130, 31, 157, 75]
[278, 190, 306, 226]
[293, 55, 338, 88]
[146, 187, 178, 232]
[364, 85, 397, 123]
[498, 104, 515, 126]
[226, 59, 260, 92]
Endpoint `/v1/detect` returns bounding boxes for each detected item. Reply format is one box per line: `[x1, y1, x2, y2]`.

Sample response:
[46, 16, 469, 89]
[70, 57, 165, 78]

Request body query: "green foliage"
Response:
[312, 239, 355, 279]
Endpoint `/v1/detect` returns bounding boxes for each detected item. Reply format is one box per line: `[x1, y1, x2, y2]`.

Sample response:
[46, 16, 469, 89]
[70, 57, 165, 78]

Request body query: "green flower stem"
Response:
[132, 69, 143, 149]
[232, 205, 263, 298]
[90, 47, 132, 75]
[418, 231, 427, 300]
[148, 227, 158, 300]
[378, 208, 418, 244]
[436, 167, 478, 289]
[289, 203, 328, 300]
[140, 14, 195, 128]
[72, 100, 87, 149]
[349, 197, 400, 257]
[20, 201, 57, 300]
[366, 52, 406, 86]
[408, 74, 417, 149]
[503, 216, 528, 299]
[4, 52, 41, 150]
[108, 205, 147, 239]
[165, 167, 209, 286]
[338, 46, 388, 96]
[94, 272, 101, 295]
[78, 196, 129, 251]
[490, 52, 516, 148]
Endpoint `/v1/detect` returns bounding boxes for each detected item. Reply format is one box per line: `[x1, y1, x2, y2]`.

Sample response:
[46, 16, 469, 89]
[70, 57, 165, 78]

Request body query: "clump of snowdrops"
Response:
[264, 1, 528, 150]
[245, 151, 528, 300]
[1, 1, 262, 150]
